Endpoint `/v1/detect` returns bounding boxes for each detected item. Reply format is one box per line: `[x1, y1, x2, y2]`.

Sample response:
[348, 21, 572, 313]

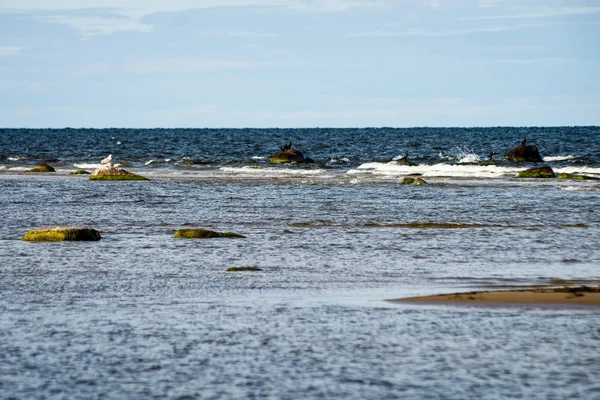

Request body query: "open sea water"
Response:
[1, 127, 599, 399]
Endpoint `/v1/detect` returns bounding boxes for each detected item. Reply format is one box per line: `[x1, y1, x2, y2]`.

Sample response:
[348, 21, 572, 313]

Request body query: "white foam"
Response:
[74, 163, 103, 169]
[328, 157, 350, 164]
[348, 162, 522, 178]
[220, 166, 326, 176]
[252, 156, 267, 160]
[558, 186, 598, 191]
[8, 156, 25, 161]
[543, 155, 578, 162]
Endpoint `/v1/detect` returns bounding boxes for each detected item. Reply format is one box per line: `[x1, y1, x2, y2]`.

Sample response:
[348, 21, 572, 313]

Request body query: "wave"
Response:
[543, 155, 578, 162]
[8, 156, 26, 161]
[220, 166, 326, 176]
[348, 162, 522, 178]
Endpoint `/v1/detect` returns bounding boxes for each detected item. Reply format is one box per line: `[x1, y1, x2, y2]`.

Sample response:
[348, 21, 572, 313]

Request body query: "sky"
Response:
[0, 0, 599, 128]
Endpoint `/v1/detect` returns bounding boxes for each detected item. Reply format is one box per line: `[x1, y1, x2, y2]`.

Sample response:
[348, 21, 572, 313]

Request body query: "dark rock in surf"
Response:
[401, 177, 427, 185]
[516, 166, 555, 178]
[504, 145, 543, 162]
[270, 142, 313, 164]
[26, 163, 55, 173]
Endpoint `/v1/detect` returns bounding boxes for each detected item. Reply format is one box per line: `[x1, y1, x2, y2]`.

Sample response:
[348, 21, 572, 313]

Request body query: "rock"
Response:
[517, 166, 555, 178]
[71, 169, 90, 175]
[226, 266, 262, 272]
[23, 227, 101, 241]
[401, 177, 427, 184]
[270, 150, 306, 164]
[26, 163, 55, 172]
[504, 145, 543, 162]
[396, 159, 416, 166]
[557, 173, 600, 180]
[174, 228, 246, 239]
[90, 164, 148, 181]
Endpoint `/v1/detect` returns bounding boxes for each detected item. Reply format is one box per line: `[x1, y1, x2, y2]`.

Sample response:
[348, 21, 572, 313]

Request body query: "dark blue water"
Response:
[1, 127, 599, 399]
[1, 127, 599, 170]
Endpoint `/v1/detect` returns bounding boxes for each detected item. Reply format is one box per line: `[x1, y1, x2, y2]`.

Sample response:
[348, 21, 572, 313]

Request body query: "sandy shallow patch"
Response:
[390, 286, 600, 307]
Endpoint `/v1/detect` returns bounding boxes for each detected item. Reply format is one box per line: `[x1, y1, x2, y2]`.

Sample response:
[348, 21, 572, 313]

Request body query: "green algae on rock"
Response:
[226, 266, 262, 272]
[23, 227, 101, 242]
[516, 166, 555, 178]
[557, 173, 600, 180]
[26, 163, 55, 172]
[71, 169, 90, 175]
[401, 177, 427, 184]
[90, 165, 148, 181]
[174, 228, 246, 239]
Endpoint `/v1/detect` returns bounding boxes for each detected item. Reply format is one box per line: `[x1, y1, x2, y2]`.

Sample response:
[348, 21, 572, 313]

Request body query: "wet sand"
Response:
[390, 286, 600, 307]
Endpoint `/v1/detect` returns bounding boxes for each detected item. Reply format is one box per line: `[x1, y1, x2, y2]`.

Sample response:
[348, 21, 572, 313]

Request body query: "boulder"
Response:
[71, 169, 90, 175]
[504, 145, 543, 162]
[517, 166, 555, 178]
[226, 266, 262, 272]
[90, 165, 147, 181]
[270, 149, 307, 164]
[401, 177, 427, 185]
[557, 173, 600, 180]
[26, 163, 55, 172]
[174, 228, 246, 239]
[23, 227, 101, 241]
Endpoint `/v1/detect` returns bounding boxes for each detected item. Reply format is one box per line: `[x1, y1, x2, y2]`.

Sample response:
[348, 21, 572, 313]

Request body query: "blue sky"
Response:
[1, 0, 599, 128]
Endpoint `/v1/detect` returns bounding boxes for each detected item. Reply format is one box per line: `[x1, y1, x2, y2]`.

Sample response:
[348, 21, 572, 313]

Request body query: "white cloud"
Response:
[0, 46, 23, 56]
[465, 5, 600, 20]
[37, 15, 153, 36]
[122, 58, 273, 74]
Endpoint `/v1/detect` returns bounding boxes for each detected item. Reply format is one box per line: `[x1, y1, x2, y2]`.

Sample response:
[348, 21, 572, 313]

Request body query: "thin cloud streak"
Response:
[0, 46, 23, 56]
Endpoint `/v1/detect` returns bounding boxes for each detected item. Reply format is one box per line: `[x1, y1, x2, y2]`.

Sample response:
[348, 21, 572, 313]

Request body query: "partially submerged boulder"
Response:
[226, 266, 262, 272]
[174, 228, 246, 239]
[505, 145, 543, 162]
[558, 173, 600, 180]
[394, 152, 416, 166]
[517, 166, 555, 178]
[26, 163, 55, 172]
[90, 164, 147, 181]
[23, 227, 101, 242]
[71, 169, 90, 175]
[270, 141, 313, 164]
[401, 177, 427, 185]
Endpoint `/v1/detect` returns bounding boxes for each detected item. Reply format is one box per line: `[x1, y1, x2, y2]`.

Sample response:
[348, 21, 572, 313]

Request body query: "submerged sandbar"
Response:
[390, 286, 600, 307]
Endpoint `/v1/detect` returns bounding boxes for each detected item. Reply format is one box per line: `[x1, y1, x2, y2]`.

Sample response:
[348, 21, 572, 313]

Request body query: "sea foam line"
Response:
[348, 162, 522, 178]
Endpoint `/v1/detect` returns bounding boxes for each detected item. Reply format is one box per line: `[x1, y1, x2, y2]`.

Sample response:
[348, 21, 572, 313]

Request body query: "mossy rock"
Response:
[516, 166, 555, 178]
[396, 159, 416, 166]
[270, 151, 306, 164]
[226, 266, 262, 272]
[26, 163, 55, 172]
[71, 169, 90, 175]
[23, 227, 101, 242]
[174, 228, 246, 239]
[557, 173, 600, 180]
[401, 177, 427, 185]
[90, 165, 148, 181]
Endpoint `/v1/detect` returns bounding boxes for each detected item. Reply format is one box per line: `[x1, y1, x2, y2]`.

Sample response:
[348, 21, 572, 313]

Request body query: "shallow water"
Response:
[1, 128, 600, 398]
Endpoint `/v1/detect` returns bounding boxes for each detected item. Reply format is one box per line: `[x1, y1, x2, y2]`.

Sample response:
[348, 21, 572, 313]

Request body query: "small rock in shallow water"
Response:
[226, 266, 262, 272]
[26, 163, 55, 172]
[174, 228, 246, 239]
[516, 166, 555, 178]
[90, 165, 148, 181]
[23, 227, 101, 241]
[401, 177, 427, 185]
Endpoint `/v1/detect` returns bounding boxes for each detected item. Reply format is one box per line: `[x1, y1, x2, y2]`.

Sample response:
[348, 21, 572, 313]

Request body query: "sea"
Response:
[0, 127, 599, 399]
